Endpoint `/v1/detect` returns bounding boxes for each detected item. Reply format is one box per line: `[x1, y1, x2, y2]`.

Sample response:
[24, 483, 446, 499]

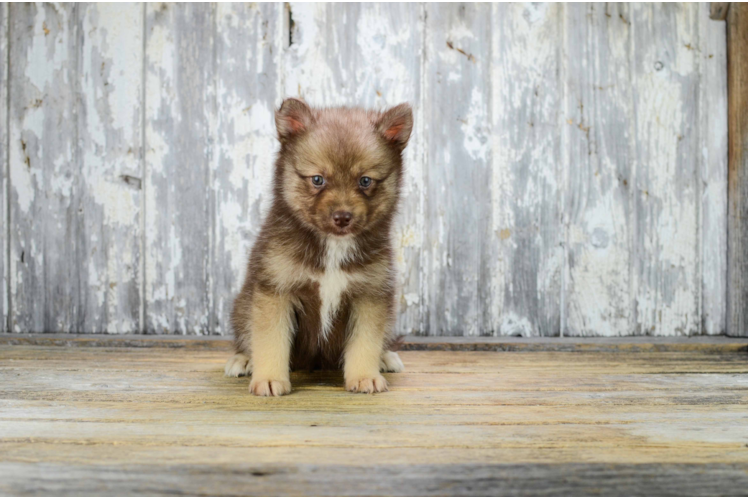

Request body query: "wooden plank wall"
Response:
[0, 3, 731, 337]
[727, 3, 748, 337]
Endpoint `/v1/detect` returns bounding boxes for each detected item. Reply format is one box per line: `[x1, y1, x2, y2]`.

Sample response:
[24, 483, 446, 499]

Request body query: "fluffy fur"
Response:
[226, 98, 413, 396]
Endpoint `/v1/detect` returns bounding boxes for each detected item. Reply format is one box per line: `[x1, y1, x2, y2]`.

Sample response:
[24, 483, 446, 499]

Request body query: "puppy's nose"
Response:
[332, 211, 353, 228]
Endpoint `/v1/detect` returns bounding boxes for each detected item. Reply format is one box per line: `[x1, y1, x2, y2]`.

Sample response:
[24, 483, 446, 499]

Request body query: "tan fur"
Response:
[344, 297, 391, 393]
[228, 98, 413, 396]
[247, 290, 295, 396]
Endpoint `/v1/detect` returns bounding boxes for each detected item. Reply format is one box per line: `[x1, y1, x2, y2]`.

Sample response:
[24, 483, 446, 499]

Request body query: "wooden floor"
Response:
[1, 337, 748, 495]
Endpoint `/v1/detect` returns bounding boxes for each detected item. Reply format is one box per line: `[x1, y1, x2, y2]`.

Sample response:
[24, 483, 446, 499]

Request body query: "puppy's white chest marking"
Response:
[316, 238, 356, 340]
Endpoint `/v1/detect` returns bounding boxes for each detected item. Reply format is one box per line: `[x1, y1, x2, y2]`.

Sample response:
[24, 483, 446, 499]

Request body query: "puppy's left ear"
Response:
[377, 103, 413, 149]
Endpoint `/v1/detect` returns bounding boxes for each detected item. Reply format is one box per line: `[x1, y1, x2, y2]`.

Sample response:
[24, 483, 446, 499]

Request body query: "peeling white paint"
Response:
[4, 3, 729, 337]
[403, 293, 419, 307]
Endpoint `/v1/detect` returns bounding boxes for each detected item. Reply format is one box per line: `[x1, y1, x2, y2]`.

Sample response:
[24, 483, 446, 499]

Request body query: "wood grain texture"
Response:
[2, 332, 748, 353]
[211, 3, 283, 335]
[8, 4, 142, 334]
[77, 3, 143, 333]
[727, 2, 748, 336]
[491, 3, 563, 336]
[0, 4, 7, 332]
[283, 2, 424, 334]
[700, 2, 728, 334]
[0, 344, 747, 495]
[631, 3, 701, 336]
[0, 3, 733, 337]
[710, 2, 730, 21]
[564, 4, 633, 337]
[9, 4, 81, 333]
[423, 4, 492, 336]
[2, 462, 748, 496]
[144, 3, 213, 334]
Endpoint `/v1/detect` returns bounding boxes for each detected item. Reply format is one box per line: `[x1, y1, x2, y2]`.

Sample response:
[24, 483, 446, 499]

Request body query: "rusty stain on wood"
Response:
[446, 40, 476, 63]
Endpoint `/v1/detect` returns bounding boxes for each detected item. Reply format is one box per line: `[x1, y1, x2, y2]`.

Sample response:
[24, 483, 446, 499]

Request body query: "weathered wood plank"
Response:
[727, 2, 748, 336]
[710, 2, 730, 21]
[490, 3, 563, 336]
[77, 3, 144, 333]
[8, 4, 80, 333]
[0, 3, 7, 333]
[0, 3, 733, 337]
[563, 4, 633, 336]
[211, 3, 284, 335]
[2, 462, 748, 496]
[144, 3, 213, 334]
[8, 4, 143, 334]
[1, 345, 748, 495]
[7, 410, 748, 448]
[631, 3, 701, 336]
[699, 3, 729, 334]
[283, 3, 424, 334]
[4, 348, 748, 381]
[2, 332, 748, 352]
[423, 4, 491, 336]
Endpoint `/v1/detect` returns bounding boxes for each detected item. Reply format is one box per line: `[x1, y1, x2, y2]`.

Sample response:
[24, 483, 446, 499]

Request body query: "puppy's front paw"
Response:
[380, 351, 404, 373]
[346, 374, 388, 394]
[249, 378, 291, 397]
[225, 353, 252, 377]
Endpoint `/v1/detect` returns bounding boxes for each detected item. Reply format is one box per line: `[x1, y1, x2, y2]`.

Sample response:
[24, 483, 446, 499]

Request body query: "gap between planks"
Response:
[0, 333, 747, 353]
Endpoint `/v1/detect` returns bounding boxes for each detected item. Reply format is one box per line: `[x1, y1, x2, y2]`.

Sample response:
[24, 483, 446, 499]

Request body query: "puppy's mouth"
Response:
[328, 225, 356, 237]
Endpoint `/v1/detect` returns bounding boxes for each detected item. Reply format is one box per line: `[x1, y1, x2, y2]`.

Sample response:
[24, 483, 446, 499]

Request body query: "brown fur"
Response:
[228, 98, 413, 395]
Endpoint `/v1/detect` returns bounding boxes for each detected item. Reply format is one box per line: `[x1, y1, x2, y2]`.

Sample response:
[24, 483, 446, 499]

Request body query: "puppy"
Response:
[224, 98, 412, 396]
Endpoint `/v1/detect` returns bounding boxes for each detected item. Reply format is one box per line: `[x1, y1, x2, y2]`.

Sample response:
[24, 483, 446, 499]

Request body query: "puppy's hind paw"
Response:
[224, 353, 252, 377]
[380, 351, 404, 373]
[346, 374, 388, 394]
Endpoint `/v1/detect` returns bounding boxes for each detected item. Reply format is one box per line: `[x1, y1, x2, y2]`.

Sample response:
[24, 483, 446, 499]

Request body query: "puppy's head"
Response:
[274, 98, 413, 237]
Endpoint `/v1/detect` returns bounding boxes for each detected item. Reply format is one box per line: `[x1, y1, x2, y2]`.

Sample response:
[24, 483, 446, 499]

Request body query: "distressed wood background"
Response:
[1, 3, 731, 337]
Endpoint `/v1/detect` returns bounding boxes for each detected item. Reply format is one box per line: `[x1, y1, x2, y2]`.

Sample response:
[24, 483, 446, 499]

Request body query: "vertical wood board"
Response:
[9, 4, 80, 333]
[727, 2, 748, 336]
[631, 3, 700, 336]
[77, 3, 143, 333]
[144, 2, 213, 334]
[490, 3, 564, 336]
[699, 2, 728, 334]
[563, 3, 633, 336]
[212, 3, 283, 335]
[0, 4, 7, 332]
[8, 3, 143, 334]
[423, 3, 492, 336]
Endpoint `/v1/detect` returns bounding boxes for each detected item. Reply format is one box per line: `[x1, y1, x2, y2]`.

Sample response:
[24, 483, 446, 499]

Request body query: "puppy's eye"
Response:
[359, 176, 372, 188]
[311, 175, 325, 187]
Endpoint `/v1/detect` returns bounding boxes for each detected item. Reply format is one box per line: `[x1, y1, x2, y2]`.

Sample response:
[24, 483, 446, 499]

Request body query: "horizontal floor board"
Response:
[1, 343, 747, 494]
[2, 462, 748, 496]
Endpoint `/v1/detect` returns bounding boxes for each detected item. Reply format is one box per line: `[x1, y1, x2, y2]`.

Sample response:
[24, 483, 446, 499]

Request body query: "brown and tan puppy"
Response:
[224, 98, 412, 396]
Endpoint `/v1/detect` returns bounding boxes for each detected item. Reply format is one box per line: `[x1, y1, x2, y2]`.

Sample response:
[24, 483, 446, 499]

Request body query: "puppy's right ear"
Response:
[275, 98, 313, 142]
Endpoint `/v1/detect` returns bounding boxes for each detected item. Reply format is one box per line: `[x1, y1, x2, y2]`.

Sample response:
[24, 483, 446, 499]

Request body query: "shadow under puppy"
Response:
[225, 98, 413, 396]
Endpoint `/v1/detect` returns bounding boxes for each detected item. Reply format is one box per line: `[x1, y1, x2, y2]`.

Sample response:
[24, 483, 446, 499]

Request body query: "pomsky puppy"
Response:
[224, 98, 413, 396]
